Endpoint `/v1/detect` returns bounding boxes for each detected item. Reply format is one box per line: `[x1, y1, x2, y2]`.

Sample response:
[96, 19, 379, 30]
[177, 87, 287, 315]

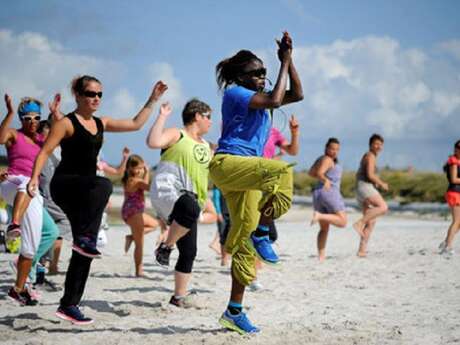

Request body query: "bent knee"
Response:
[381, 203, 389, 213]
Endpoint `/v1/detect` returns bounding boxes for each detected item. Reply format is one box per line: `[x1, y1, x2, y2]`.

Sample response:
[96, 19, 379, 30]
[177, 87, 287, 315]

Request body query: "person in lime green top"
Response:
[147, 99, 212, 308]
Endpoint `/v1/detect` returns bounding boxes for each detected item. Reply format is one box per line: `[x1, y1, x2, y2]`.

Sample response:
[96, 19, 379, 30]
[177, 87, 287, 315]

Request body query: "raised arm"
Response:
[146, 102, 181, 149]
[49, 93, 64, 122]
[366, 154, 388, 191]
[101, 147, 131, 176]
[102, 81, 167, 132]
[282, 32, 303, 105]
[280, 115, 299, 155]
[281, 59, 304, 106]
[249, 32, 292, 109]
[0, 94, 18, 146]
[27, 119, 70, 196]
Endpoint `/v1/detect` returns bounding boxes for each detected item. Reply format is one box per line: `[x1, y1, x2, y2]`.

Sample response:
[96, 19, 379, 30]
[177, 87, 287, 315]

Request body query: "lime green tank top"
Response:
[157, 130, 211, 207]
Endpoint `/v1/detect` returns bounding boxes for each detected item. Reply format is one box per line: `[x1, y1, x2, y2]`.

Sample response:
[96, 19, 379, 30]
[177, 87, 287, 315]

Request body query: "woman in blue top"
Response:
[209, 31, 303, 334]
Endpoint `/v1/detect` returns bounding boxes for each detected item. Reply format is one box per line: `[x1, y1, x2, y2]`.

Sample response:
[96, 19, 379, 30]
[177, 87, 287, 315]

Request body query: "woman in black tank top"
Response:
[28, 75, 167, 325]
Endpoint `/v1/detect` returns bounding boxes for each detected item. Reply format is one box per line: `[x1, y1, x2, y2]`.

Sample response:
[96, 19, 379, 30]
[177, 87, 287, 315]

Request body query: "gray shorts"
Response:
[356, 181, 379, 205]
[312, 187, 345, 214]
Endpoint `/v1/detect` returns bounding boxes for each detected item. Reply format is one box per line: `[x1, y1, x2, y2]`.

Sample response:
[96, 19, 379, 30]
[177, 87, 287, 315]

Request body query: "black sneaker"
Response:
[155, 243, 172, 267]
[6, 223, 21, 239]
[56, 305, 94, 325]
[72, 237, 101, 259]
[8, 287, 38, 306]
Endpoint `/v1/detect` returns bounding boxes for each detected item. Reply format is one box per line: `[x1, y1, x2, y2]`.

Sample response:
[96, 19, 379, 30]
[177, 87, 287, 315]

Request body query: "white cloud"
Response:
[0, 29, 185, 122]
[0, 29, 187, 168]
[0, 29, 122, 119]
[265, 35, 459, 140]
[148, 62, 184, 107]
[108, 88, 137, 118]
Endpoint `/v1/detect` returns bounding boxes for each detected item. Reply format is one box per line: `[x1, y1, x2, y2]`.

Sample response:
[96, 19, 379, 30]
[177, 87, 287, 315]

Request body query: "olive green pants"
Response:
[209, 154, 293, 286]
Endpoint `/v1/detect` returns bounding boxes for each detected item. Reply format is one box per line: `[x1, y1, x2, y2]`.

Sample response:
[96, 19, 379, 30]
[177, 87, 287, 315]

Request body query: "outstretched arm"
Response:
[0, 94, 17, 146]
[146, 102, 181, 149]
[102, 81, 167, 132]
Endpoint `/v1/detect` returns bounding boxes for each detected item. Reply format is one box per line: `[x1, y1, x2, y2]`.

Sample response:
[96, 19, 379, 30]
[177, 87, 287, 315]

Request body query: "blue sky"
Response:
[0, 0, 459, 171]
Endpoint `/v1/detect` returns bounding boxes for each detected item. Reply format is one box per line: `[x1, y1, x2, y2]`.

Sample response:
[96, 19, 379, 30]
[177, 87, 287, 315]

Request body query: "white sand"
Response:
[1, 206, 459, 345]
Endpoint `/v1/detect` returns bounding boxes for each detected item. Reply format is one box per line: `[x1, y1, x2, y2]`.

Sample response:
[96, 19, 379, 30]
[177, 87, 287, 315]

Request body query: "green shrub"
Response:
[294, 169, 447, 203]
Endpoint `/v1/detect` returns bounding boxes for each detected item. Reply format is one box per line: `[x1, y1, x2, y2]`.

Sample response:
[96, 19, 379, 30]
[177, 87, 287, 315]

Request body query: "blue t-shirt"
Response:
[216, 85, 271, 157]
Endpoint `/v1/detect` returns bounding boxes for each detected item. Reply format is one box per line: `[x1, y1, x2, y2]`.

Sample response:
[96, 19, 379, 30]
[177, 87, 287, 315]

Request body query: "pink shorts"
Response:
[445, 191, 460, 208]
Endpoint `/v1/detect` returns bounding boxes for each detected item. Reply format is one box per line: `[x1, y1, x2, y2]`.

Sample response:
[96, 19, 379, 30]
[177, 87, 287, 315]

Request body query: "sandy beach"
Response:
[1, 205, 459, 345]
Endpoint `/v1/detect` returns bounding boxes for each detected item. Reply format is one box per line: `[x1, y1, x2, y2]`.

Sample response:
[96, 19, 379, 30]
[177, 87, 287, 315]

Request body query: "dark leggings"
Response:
[168, 192, 200, 274]
[51, 174, 112, 306]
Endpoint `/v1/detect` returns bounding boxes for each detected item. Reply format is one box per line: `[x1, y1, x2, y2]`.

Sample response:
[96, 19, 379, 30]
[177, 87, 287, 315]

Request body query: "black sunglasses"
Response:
[82, 91, 103, 98]
[22, 115, 41, 122]
[241, 67, 267, 78]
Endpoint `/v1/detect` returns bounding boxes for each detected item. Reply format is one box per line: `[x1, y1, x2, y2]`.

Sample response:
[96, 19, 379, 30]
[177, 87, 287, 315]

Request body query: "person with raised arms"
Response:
[210, 31, 303, 334]
[27, 75, 167, 324]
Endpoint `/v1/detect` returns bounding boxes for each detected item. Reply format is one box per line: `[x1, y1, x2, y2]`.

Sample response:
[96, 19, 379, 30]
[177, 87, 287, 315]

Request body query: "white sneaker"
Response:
[248, 280, 263, 292]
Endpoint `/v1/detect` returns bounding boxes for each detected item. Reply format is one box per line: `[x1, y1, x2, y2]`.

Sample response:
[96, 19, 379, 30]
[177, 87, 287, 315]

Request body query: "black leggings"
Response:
[169, 192, 200, 274]
[51, 174, 112, 306]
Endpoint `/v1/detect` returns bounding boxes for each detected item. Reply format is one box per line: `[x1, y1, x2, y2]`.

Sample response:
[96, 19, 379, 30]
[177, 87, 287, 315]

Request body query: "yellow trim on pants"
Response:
[209, 154, 293, 286]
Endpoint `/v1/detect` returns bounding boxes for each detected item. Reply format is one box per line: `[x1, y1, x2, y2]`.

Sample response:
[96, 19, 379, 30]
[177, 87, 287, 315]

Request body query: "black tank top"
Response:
[55, 112, 104, 176]
[446, 165, 460, 192]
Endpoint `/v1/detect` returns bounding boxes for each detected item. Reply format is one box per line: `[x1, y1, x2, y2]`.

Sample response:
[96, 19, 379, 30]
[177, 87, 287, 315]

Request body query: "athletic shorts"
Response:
[356, 180, 379, 205]
[445, 191, 460, 208]
[0, 175, 43, 258]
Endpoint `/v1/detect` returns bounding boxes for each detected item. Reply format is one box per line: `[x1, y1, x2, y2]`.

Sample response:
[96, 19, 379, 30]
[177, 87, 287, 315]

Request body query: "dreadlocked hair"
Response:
[216, 50, 262, 90]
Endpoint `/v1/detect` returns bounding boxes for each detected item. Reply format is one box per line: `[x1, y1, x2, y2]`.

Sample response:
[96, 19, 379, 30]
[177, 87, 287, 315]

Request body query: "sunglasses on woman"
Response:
[82, 91, 103, 98]
[22, 115, 41, 122]
[241, 67, 267, 78]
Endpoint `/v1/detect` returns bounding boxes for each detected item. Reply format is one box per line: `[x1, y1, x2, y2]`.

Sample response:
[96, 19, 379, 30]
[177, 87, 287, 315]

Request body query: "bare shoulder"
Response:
[100, 116, 110, 127]
[319, 155, 334, 167]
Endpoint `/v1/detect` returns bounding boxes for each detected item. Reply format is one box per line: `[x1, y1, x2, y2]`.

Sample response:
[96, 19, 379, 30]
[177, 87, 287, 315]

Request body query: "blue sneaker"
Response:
[219, 310, 260, 334]
[56, 305, 94, 325]
[249, 234, 279, 265]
